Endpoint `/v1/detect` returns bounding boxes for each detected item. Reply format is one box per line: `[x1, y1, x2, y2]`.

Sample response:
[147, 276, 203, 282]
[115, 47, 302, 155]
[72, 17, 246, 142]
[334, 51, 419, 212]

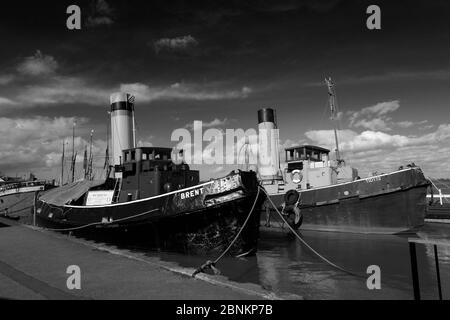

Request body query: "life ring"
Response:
[283, 204, 303, 229]
[291, 170, 302, 184]
[284, 189, 300, 206]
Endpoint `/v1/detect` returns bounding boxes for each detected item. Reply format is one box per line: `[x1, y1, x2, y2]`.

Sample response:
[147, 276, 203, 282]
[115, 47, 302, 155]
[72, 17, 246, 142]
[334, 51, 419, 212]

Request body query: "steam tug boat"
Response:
[0, 174, 51, 221]
[257, 79, 429, 234]
[36, 93, 264, 255]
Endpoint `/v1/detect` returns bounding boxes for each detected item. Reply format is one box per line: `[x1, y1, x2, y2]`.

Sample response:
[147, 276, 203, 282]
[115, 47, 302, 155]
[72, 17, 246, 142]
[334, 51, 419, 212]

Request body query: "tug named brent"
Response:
[36, 92, 264, 255]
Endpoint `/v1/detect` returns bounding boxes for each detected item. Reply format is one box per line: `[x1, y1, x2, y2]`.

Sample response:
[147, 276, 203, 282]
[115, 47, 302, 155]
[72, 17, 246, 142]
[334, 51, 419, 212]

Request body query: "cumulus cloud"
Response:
[0, 74, 15, 85]
[153, 35, 199, 54]
[87, 16, 114, 26]
[304, 124, 450, 177]
[351, 118, 391, 131]
[15, 76, 110, 106]
[0, 97, 17, 106]
[397, 120, 428, 128]
[120, 82, 251, 102]
[359, 100, 400, 116]
[0, 77, 251, 113]
[1, 49, 253, 112]
[346, 100, 433, 132]
[17, 50, 58, 76]
[304, 127, 450, 153]
[0, 116, 109, 180]
[86, 0, 114, 27]
[185, 118, 229, 130]
[348, 100, 399, 130]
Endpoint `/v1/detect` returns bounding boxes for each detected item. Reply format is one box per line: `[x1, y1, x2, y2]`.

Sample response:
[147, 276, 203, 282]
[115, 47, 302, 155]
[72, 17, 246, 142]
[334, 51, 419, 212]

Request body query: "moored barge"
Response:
[0, 176, 52, 221]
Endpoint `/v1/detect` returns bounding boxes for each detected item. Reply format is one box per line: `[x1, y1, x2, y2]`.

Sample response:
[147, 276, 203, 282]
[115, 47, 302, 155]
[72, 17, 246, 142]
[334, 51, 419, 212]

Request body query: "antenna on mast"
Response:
[325, 77, 343, 164]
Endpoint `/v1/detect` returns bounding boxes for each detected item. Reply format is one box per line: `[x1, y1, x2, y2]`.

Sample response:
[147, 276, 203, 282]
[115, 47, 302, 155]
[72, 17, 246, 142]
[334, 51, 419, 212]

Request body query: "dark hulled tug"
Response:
[36, 93, 264, 255]
[258, 80, 430, 234]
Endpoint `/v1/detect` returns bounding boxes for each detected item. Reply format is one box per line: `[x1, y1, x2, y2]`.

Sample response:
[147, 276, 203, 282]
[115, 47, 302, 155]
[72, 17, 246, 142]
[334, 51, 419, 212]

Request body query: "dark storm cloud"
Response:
[1, 0, 450, 178]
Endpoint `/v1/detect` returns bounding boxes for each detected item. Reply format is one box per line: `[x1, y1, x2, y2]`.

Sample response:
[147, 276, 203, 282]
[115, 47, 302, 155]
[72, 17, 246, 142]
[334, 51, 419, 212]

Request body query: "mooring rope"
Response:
[259, 187, 365, 278]
[193, 186, 364, 279]
[38, 207, 159, 232]
[192, 187, 261, 277]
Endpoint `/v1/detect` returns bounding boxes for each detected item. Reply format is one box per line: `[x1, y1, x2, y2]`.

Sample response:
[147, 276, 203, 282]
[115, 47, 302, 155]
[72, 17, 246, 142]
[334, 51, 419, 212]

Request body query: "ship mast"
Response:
[325, 77, 342, 163]
[83, 145, 88, 180]
[61, 140, 65, 186]
[71, 122, 76, 183]
[88, 130, 94, 180]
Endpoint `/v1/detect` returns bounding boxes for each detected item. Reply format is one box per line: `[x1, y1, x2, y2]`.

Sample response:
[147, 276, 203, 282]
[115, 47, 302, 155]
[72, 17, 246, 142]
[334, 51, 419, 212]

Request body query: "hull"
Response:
[426, 203, 450, 221]
[36, 171, 264, 255]
[262, 168, 429, 234]
[0, 184, 45, 222]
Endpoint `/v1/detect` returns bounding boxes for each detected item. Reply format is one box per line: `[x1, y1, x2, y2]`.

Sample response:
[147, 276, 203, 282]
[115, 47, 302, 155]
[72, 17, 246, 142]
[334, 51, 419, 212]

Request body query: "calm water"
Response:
[77, 222, 450, 300]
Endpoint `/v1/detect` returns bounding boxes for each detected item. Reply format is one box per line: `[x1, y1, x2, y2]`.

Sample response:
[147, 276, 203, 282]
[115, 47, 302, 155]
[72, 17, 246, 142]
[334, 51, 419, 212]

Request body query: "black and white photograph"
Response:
[0, 0, 449, 307]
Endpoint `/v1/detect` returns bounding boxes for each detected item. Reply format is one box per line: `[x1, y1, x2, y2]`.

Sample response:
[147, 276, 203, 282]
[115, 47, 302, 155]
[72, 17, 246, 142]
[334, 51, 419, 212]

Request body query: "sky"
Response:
[0, 0, 449, 181]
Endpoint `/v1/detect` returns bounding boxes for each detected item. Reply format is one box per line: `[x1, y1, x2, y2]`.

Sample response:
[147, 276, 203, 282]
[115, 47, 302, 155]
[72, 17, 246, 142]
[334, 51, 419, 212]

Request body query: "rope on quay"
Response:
[192, 187, 261, 278]
[38, 206, 159, 232]
[259, 187, 365, 279]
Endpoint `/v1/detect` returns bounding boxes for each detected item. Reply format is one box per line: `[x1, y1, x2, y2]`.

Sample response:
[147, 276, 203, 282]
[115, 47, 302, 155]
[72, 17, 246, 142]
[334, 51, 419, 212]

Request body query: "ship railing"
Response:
[0, 180, 47, 193]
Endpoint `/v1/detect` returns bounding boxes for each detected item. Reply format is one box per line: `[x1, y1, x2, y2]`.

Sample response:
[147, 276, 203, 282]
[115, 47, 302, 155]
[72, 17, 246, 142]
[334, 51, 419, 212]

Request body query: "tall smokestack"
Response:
[110, 92, 136, 168]
[257, 108, 281, 179]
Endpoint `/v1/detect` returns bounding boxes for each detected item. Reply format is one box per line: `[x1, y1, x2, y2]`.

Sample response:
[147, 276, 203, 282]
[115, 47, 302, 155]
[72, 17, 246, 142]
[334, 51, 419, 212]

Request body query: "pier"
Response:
[0, 218, 277, 300]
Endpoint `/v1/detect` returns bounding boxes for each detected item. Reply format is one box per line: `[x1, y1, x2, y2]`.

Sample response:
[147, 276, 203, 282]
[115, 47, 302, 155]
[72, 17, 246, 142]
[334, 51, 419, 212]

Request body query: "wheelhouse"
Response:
[116, 147, 200, 201]
[285, 145, 330, 163]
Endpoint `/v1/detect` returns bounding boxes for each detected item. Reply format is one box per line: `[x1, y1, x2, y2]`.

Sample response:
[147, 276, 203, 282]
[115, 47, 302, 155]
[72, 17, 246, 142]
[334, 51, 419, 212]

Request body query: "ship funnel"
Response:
[110, 92, 136, 168]
[257, 108, 281, 179]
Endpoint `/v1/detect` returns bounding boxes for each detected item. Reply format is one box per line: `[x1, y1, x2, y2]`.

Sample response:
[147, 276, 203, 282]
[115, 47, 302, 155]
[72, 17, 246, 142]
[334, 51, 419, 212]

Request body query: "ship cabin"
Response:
[281, 145, 357, 190]
[280, 145, 336, 190]
[284, 145, 331, 172]
[115, 147, 200, 202]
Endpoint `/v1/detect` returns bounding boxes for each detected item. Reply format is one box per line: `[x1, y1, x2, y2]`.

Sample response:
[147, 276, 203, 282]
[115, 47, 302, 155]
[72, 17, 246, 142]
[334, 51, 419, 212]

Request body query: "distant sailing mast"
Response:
[325, 77, 343, 164]
[61, 140, 65, 185]
[84, 130, 94, 180]
[70, 122, 77, 183]
[83, 145, 88, 179]
[88, 130, 94, 180]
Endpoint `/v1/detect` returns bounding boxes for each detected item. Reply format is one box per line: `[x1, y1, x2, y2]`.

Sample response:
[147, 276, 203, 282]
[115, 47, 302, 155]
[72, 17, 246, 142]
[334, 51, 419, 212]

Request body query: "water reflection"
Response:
[70, 222, 450, 300]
